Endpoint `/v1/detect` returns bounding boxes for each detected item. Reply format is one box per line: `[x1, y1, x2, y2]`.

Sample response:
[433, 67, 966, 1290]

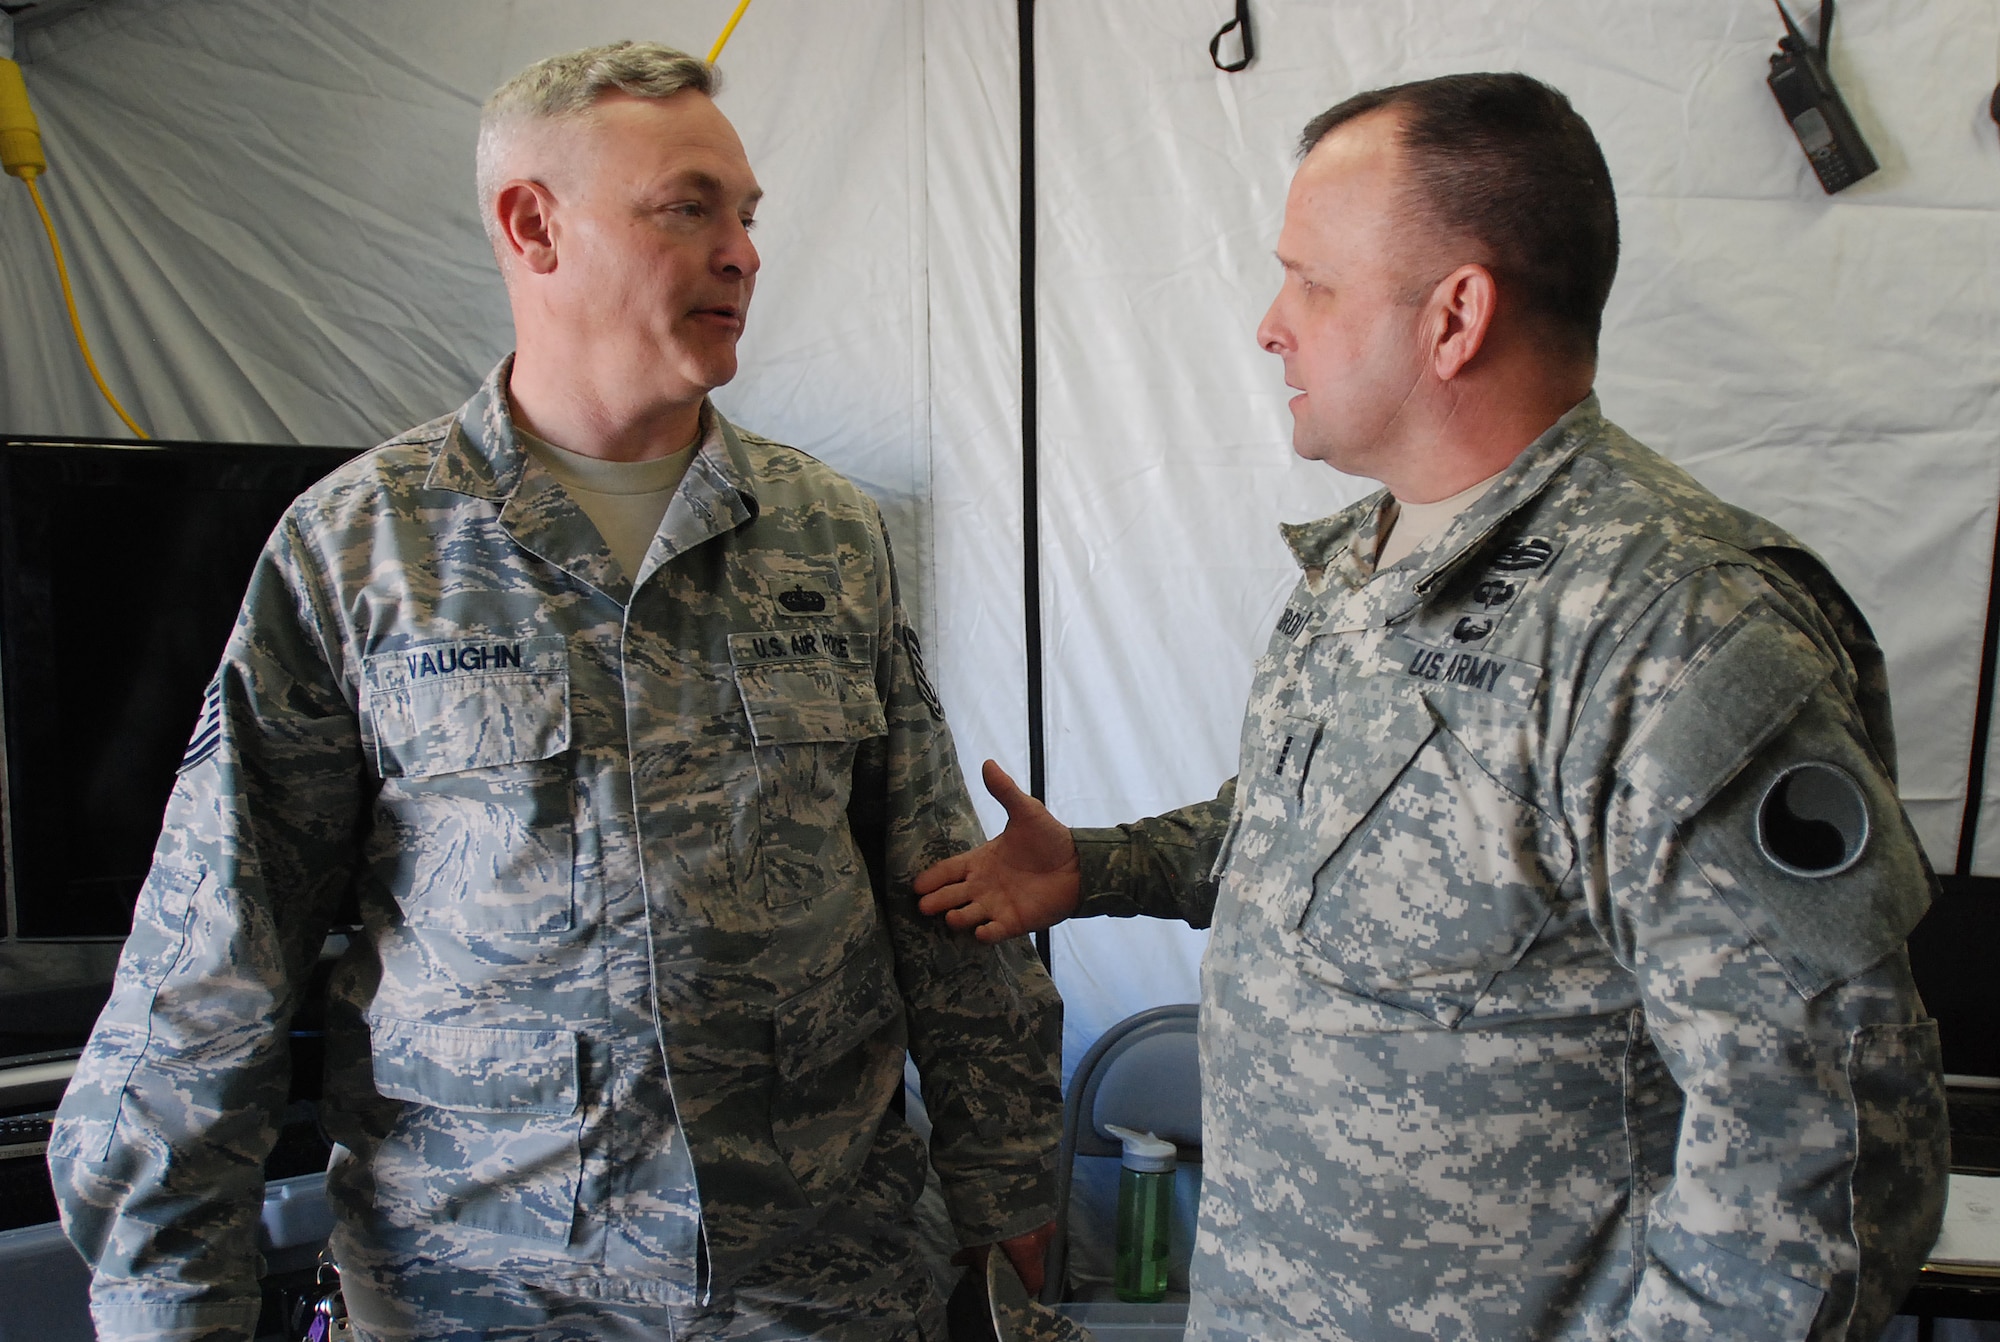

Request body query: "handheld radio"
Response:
[1767, 0, 1878, 193]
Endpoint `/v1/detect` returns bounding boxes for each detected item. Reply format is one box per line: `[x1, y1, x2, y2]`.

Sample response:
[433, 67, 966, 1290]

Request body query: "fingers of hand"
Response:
[943, 902, 993, 931]
[912, 851, 968, 897]
[980, 757, 1015, 797]
[917, 883, 971, 916]
[983, 759, 1036, 819]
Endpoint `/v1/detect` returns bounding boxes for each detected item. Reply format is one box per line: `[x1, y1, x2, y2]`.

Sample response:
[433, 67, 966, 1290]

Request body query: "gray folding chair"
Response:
[1039, 1003, 1201, 1306]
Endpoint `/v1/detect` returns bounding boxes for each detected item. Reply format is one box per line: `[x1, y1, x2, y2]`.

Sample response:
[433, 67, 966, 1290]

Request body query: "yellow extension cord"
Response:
[2, 55, 151, 439]
[708, 0, 755, 63]
[21, 175, 150, 439]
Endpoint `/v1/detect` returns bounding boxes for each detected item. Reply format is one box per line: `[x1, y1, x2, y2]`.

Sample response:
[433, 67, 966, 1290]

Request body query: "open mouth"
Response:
[689, 304, 744, 328]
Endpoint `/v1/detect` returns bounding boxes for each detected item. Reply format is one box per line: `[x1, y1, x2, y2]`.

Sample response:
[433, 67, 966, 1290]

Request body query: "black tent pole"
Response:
[1018, 0, 1051, 969]
[1955, 501, 2000, 877]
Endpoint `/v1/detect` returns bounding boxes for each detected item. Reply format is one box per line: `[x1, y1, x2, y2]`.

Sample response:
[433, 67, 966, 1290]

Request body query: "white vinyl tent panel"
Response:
[1031, 0, 2000, 1061]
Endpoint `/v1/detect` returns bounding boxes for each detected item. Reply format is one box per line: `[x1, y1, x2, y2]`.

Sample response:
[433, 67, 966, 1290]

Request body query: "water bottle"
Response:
[1105, 1123, 1175, 1303]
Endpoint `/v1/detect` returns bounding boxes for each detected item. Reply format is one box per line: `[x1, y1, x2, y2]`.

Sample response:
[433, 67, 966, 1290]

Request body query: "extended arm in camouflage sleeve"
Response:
[1571, 565, 1947, 1341]
[48, 513, 366, 1342]
[1069, 777, 1237, 929]
[846, 511, 1064, 1246]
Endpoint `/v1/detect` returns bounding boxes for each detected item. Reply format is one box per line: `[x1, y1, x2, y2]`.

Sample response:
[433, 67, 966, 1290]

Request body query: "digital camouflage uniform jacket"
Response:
[1072, 398, 1946, 1341]
[50, 359, 1063, 1342]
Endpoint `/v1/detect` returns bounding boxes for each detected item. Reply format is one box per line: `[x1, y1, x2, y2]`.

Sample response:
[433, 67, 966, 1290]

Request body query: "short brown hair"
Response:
[476, 41, 715, 243]
[1300, 73, 1619, 356]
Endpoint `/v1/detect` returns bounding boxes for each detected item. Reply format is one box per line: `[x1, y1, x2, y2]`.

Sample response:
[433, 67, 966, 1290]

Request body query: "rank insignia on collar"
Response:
[1489, 537, 1555, 573]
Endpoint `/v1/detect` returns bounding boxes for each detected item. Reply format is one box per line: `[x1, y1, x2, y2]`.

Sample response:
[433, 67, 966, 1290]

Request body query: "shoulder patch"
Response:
[1676, 701, 1932, 999]
[898, 625, 944, 722]
[178, 676, 224, 773]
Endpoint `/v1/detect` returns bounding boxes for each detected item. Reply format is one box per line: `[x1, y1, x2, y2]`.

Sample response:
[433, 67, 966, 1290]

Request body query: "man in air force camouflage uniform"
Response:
[917, 74, 1946, 1339]
[50, 42, 1061, 1342]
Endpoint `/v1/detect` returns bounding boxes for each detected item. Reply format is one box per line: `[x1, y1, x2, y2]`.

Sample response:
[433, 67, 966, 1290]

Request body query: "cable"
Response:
[4, 57, 151, 439]
[21, 176, 150, 439]
[707, 0, 755, 64]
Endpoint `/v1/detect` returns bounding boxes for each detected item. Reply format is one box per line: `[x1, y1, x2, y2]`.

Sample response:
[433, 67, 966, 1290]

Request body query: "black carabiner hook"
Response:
[1209, 0, 1255, 73]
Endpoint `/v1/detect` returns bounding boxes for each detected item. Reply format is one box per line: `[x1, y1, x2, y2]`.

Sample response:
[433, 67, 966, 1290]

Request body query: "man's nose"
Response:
[1256, 298, 1290, 355]
[717, 220, 760, 278]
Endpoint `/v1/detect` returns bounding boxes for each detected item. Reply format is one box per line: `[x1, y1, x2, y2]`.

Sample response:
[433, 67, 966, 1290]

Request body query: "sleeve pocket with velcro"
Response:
[1619, 606, 1931, 998]
[1618, 605, 1828, 821]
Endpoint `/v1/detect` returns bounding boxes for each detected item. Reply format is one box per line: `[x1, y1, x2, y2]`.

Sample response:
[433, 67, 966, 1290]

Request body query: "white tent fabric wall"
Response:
[0, 0, 1017, 697]
[920, 0, 1031, 840]
[1031, 0, 2000, 1074]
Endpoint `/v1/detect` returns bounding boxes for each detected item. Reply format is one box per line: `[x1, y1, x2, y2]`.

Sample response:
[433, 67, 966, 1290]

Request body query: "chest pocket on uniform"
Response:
[361, 635, 576, 933]
[730, 631, 886, 909]
[1292, 688, 1567, 1027]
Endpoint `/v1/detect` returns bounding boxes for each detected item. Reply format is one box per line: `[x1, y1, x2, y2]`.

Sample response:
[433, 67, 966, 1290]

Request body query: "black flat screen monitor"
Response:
[0, 435, 360, 940]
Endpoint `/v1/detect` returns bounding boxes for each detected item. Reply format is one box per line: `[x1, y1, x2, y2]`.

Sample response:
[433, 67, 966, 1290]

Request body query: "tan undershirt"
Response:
[1375, 468, 1507, 570]
[518, 428, 698, 581]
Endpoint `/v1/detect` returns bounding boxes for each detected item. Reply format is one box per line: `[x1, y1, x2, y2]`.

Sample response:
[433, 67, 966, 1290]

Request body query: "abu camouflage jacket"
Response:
[1073, 397, 1947, 1341]
[51, 359, 1061, 1342]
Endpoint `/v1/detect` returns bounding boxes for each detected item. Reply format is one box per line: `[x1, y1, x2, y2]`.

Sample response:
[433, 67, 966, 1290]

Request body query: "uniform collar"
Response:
[426, 355, 761, 604]
[1281, 393, 1605, 614]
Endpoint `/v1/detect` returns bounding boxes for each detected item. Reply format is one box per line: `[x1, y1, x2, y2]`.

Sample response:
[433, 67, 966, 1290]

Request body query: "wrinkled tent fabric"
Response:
[3, 0, 1999, 1085]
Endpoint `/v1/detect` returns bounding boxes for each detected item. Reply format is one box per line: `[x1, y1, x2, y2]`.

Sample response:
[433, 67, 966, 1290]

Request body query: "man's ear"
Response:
[1428, 263, 1499, 382]
[494, 179, 561, 275]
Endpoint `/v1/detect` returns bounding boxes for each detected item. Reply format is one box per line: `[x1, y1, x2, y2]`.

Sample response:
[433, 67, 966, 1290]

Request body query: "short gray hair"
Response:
[475, 41, 716, 243]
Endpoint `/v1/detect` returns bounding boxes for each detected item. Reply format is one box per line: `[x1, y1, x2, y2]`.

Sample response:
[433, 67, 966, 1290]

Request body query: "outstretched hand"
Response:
[916, 760, 1081, 942]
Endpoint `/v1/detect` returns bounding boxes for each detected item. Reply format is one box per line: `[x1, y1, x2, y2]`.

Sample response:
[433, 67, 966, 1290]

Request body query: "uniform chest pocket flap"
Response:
[729, 633, 886, 912]
[1296, 690, 1566, 1027]
[361, 637, 576, 934]
[362, 636, 571, 779]
[729, 631, 884, 745]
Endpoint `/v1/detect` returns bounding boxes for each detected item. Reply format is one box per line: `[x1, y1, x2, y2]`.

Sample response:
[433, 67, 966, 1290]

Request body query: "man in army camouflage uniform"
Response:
[50, 41, 1061, 1342]
[918, 73, 1947, 1339]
